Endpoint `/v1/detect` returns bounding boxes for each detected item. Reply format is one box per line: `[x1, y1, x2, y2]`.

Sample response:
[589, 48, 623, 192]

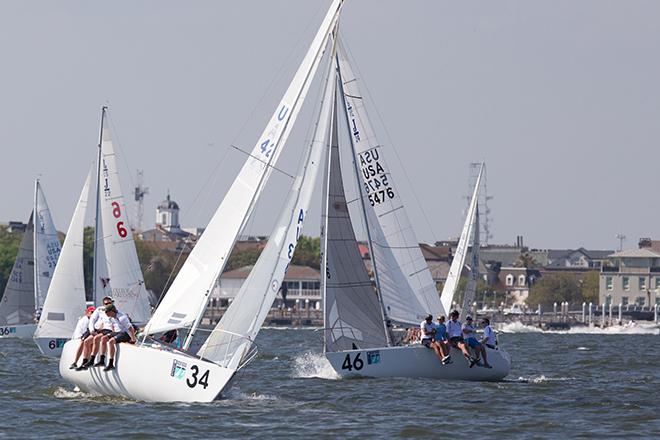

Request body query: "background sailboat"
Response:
[0, 181, 62, 339]
[34, 170, 91, 356]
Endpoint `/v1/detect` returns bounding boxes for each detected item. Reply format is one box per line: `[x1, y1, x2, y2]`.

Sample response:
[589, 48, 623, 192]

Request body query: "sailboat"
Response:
[321, 45, 510, 381]
[33, 170, 91, 356]
[0, 181, 62, 339]
[35, 107, 152, 357]
[59, 0, 344, 402]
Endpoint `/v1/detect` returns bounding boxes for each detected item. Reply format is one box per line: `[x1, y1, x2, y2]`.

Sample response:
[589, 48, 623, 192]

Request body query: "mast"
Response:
[92, 106, 107, 305]
[33, 179, 39, 312]
[335, 57, 393, 347]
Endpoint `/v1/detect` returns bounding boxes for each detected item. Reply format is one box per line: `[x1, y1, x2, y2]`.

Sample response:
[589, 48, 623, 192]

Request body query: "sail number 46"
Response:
[186, 365, 210, 389]
[341, 352, 364, 371]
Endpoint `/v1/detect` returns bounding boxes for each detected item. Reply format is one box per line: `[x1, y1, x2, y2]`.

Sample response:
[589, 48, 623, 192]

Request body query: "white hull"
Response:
[0, 324, 36, 339]
[326, 345, 510, 381]
[59, 339, 236, 402]
[34, 337, 69, 357]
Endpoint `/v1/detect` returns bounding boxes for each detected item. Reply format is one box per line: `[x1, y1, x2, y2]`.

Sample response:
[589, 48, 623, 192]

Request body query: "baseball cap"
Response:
[86, 306, 95, 313]
[465, 315, 473, 321]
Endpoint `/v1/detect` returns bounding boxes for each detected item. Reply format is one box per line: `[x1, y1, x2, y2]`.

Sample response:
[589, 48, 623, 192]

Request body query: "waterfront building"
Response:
[599, 238, 660, 307]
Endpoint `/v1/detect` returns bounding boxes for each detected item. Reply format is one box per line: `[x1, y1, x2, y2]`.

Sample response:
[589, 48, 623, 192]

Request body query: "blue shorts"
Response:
[466, 337, 481, 348]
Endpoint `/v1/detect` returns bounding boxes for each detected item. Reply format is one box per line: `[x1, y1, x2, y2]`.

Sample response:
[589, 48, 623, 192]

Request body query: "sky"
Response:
[0, 0, 659, 251]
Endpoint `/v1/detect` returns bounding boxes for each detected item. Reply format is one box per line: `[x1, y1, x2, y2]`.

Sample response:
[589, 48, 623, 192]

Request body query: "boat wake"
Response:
[291, 351, 339, 380]
[496, 321, 659, 335]
[514, 375, 575, 384]
[226, 389, 279, 401]
[53, 386, 96, 399]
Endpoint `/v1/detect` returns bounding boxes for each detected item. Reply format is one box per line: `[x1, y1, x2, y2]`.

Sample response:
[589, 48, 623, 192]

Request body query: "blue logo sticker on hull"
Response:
[367, 350, 381, 365]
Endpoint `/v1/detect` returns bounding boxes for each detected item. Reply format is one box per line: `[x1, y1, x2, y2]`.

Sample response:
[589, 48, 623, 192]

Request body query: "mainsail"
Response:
[33, 181, 62, 310]
[336, 45, 443, 325]
[440, 163, 483, 314]
[198, 39, 339, 368]
[146, 0, 344, 337]
[322, 82, 388, 353]
[97, 112, 151, 324]
[0, 214, 35, 325]
[35, 170, 91, 340]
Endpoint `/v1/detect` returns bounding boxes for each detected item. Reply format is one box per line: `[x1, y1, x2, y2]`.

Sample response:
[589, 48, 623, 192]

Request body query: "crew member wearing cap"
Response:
[447, 310, 477, 366]
[434, 315, 451, 364]
[463, 315, 491, 368]
[76, 297, 115, 370]
[420, 314, 448, 366]
[68, 305, 96, 369]
[97, 304, 136, 371]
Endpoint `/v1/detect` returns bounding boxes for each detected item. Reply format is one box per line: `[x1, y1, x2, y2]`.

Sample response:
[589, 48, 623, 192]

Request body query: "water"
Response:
[1, 326, 659, 439]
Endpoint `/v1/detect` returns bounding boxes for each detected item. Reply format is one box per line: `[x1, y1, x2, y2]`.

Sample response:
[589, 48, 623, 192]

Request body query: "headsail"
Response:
[323, 80, 388, 353]
[460, 207, 480, 315]
[97, 112, 151, 324]
[34, 181, 62, 310]
[0, 214, 35, 325]
[146, 0, 344, 337]
[198, 38, 339, 368]
[336, 45, 443, 325]
[441, 163, 483, 314]
[35, 169, 91, 339]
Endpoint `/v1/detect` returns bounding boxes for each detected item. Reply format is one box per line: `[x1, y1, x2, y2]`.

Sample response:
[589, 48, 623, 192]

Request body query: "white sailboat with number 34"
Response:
[59, 0, 345, 402]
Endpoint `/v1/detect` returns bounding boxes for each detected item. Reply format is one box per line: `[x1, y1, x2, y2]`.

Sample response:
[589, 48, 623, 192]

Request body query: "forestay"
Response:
[34, 181, 62, 310]
[336, 45, 443, 325]
[146, 0, 344, 336]
[0, 214, 35, 325]
[97, 114, 151, 324]
[323, 87, 388, 353]
[199, 39, 339, 367]
[441, 163, 483, 314]
[35, 170, 91, 340]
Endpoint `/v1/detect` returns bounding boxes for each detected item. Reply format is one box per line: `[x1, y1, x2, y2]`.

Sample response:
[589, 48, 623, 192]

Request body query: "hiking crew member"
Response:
[101, 305, 136, 371]
[447, 310, 476, 366]
[68, 306, 96, 369]
[76, 297, 114, 370]
[463, 316, 491, 368]
[434, 315, 451, 364]
[420, 314, 448, 366]
[480, 318, 497, 350]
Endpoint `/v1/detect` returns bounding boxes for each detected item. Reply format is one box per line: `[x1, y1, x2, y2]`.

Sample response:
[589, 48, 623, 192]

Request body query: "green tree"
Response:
[528, 273, 579, 308]
[225, 248, 263, 271]
[0, 226, 23, 295]
[514, 252, 539, 268]
[580, 270, 600, 304]
[291, 235, 320, 269]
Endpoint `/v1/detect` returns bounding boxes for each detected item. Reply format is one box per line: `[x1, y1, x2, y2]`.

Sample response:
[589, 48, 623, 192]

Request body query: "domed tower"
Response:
[156, 192, 180, 232]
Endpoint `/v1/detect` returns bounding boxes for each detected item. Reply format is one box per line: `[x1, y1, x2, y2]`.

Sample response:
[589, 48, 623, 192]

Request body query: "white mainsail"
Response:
[440, 163, 483, 314]
[0, 214, 35, 325]
[34, 170, 91, 340]
[146, 0, 344, 336]
[33, 180, 62, 310]
[97, 113, 151, 324]
[198, 40, 339, 368]
[323, 82, 388, 353]
[336, 45, 443, 325]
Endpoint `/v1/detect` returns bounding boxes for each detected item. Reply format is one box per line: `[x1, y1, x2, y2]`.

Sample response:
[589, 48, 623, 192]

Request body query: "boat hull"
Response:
[59, 339, 236, 402]
[326, 345, 510, 381]
[0, 324, 36, 339]
[34, 337, 69, 357]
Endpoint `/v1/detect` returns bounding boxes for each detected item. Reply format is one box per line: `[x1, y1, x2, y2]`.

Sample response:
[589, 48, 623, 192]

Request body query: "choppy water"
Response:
[1, 326, 659, 439]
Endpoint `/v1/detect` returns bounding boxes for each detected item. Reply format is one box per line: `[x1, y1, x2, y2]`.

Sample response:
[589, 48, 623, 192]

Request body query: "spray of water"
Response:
[291, 351, 339, 380]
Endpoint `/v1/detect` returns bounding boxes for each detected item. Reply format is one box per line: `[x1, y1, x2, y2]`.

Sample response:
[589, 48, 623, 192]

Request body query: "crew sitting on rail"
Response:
[100, 305, 136, 371]
[447, 310, 477, 367]
[68, 305, 96, 369]
[75, 296, 115, 370]
[463, 315, 491, 369]
[420, 314, 449, 366]
[434, 315, 452, 364]
[480, 317, 497, 350]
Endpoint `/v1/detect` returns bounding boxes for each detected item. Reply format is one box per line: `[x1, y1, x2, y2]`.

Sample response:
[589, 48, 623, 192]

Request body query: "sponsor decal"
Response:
[170, 359, 187, 380]
[367, 350, 381, 365]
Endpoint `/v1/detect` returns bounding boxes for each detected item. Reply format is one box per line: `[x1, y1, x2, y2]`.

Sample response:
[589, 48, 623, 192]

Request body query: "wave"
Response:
[291, 351, 339, 380]
[261, 326, 320, 331]
[496, 321, 659, 335]
[226, 390, 279, 401]
[53, 386, 96, 399]
[515, 375, 575, 384]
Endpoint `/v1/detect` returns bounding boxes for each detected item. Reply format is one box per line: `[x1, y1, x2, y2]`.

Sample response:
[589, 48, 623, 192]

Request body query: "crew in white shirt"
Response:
[75, 296, 115, 370]
[480, 318, 497, 349]
[447, 310, 476, 366]
[419, 314, 448, 367]
[68, 306, 96, 369]
[101, 305, 136, 371]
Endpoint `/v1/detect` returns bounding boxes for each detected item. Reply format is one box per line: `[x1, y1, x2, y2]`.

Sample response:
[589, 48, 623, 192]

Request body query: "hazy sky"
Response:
[1, 1, 659, 250]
